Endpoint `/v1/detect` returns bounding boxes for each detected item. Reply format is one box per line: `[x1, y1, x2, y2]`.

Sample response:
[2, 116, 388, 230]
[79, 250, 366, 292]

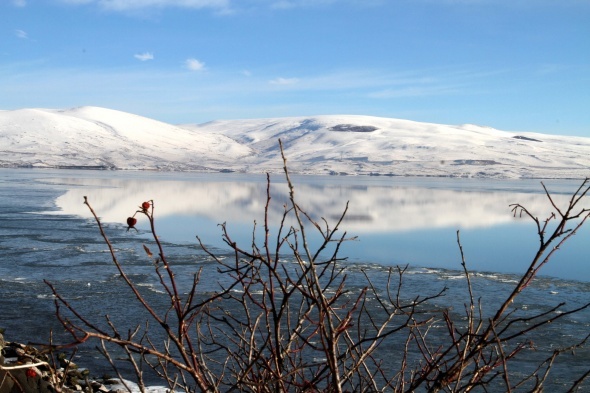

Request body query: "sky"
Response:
[1, 0, 589, 136]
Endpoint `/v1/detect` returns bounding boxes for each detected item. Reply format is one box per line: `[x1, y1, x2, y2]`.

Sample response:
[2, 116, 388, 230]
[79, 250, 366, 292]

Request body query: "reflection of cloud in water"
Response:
[52, 174, 576, 233]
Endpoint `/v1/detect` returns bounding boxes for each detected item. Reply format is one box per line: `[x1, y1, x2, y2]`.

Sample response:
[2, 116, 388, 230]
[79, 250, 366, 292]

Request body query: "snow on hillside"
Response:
[0, 107, 253, 170]
[184, 115, 590, 179]
[1, 106, 589, 179]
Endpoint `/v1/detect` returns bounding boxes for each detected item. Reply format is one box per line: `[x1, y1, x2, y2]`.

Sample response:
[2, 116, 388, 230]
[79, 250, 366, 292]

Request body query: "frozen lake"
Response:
[1, 168, 589, 389]
[17, 168, 590, 281]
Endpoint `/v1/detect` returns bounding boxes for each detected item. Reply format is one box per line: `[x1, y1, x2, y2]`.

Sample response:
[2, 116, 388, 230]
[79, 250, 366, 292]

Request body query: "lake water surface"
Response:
[1, 168, 589, 389]
[36, 168, 590, 281]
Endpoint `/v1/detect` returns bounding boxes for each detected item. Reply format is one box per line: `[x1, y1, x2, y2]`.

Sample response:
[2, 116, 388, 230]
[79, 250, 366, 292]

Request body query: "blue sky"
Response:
[1, 0, 589, 136]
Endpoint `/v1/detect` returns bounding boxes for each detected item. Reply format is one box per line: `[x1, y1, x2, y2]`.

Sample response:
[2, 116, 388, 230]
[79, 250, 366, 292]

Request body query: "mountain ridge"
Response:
[1, 106, 589, 179]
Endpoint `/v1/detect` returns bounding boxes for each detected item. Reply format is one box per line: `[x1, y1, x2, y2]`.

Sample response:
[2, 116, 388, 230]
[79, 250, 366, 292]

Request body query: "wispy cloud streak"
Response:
[58, 0, 230, 12]
[14, 29, 28, 39]
[134, 52, 154, 61]
[269, 77, 299, 85]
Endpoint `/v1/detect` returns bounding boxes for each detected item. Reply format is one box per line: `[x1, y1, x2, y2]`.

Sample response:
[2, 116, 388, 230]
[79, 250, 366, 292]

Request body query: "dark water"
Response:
[1, 169, 589, 390]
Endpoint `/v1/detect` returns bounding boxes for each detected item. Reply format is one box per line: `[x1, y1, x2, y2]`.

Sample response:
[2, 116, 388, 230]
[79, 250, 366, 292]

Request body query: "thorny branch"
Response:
[44, 153, 590, 392]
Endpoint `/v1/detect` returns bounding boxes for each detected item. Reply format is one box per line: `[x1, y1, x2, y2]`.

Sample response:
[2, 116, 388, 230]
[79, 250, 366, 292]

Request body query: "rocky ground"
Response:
[0, 333, 130, 393]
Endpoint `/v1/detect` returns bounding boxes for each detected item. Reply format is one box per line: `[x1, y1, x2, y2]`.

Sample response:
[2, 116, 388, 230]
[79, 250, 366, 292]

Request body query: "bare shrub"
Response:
[44, 143, 590, 392]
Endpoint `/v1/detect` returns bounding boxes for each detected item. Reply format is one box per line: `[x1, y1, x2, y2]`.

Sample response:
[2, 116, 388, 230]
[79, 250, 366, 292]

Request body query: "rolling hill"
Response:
[1, 106, 589, 179]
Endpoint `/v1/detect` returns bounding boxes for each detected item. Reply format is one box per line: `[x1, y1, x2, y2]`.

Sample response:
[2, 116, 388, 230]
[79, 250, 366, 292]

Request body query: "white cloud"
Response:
[270, 0, 334, 9]
[56, 0, 388, 13]
[269, 77, 299, 85]
[58, 0, 95, 4]
[14, 30, 28, 39]
[265, 70, 426, 90]
[185, 58, 206, 71]
[269, 0, 384, 9]
[12, 0, 27, 6]
[134, 52, 154, 61]
[59, 0, 230, 11]
[241, 70, 252, 77]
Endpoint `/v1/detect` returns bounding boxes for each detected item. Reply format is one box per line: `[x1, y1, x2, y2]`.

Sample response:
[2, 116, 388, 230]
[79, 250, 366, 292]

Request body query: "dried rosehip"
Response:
[127, 217, 137, 227]
[26, 368, 37, 378]
[142, 201, 151, 210]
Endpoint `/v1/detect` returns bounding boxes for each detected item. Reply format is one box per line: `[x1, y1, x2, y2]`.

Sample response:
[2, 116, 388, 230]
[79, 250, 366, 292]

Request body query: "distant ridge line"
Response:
[1, 106, 589, 179]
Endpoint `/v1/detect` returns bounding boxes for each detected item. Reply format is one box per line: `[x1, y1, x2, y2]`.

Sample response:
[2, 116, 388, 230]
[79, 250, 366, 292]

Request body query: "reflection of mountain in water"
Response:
[52, 173, 575, 233]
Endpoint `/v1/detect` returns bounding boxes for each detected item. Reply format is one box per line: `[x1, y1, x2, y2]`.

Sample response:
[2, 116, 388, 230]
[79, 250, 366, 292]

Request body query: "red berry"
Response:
[127, 217, 137, 227]
[26, 368, 37, 378]
[142, 201, 150, 210]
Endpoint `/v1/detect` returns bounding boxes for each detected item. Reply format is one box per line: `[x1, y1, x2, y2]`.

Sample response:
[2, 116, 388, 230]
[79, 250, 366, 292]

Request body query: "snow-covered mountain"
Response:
[1, 106, 589, 179]
[0, 107, 252, 171]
